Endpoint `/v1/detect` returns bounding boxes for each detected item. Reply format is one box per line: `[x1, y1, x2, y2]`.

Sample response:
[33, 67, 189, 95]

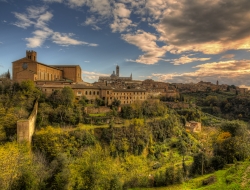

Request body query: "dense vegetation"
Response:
[0, 80, 250, 189]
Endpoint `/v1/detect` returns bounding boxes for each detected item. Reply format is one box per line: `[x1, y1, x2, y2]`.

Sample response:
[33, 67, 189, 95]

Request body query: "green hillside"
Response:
[0, 80, 250, 190]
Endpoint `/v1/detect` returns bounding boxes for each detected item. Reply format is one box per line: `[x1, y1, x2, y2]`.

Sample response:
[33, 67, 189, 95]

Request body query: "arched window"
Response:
[85, 91, 88, 95]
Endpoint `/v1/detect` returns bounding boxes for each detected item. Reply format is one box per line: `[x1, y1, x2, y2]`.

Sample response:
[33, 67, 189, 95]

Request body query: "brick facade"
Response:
[12, 51, 82, 83]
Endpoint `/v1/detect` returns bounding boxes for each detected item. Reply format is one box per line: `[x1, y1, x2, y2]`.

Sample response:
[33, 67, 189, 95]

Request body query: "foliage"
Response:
[33, 126, 97, 160]
[0, 142, 50, 190]
[68, 145, 123, 190]
[121, 101, 166, 119]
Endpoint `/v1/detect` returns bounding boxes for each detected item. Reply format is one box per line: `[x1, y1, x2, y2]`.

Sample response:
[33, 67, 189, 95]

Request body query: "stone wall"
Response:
[84, 106, 112, 114]
[17, 100, 38, 143]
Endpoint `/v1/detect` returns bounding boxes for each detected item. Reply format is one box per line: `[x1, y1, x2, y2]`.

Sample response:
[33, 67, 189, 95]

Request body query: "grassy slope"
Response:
[132, 161, 250, 190]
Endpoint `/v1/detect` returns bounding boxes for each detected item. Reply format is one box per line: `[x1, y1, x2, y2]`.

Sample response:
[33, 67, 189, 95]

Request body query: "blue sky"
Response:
[1, 0, 250, 87]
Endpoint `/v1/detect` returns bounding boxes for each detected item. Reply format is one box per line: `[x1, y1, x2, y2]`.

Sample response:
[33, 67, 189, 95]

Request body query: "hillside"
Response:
[0, 80, 250, 189]
[132, 161, 250, 190]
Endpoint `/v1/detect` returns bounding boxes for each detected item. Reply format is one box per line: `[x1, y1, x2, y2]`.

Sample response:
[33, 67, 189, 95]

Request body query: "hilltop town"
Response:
[6, 50, 248, 106]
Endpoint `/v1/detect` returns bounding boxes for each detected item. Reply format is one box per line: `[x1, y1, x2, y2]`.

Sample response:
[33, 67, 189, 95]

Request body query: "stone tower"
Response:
[116, 65, 119, 77]
[26, 50, 37, 61]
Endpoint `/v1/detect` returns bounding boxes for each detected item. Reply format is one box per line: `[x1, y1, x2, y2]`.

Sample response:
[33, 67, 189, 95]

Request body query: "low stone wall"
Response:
[17, 100, 38, 143]
[84, 106, 112, 114]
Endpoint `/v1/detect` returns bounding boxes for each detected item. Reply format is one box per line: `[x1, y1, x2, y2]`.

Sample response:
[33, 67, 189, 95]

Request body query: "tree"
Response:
[49, 90, 63, 108]
[220, 120, 247, 137]
[95, 98, 105, 107]
[111, 98, 121, 109]
[121, 105, 134, 119]
[61, 87, 75, 107]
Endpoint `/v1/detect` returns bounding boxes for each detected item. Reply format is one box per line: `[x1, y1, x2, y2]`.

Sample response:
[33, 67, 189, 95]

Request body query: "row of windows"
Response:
[112, 92, 146, 95]
[109, 96, 146, 100]
[77, 91, 100, 95]
[38, 71, 61, 81]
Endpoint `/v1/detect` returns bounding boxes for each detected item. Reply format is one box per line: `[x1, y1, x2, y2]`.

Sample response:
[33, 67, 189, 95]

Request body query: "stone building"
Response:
[12, 50, 82, 83]
[98, 65, 132, 83]
[37, 83, 148, 106]
[185, 121, 201, 133]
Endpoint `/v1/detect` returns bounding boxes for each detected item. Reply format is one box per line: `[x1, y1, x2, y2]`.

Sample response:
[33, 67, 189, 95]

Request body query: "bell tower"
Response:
[116, 65, 119, 77]
[26, 50, 37, 61]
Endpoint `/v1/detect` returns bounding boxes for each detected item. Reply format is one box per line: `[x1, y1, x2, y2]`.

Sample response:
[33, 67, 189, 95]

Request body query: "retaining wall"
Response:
[17, 100, 38, 143]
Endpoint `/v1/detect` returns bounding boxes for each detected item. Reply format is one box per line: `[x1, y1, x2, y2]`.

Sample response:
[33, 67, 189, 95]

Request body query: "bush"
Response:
[210, 156, 226, 170]
[202, 175, 216, 186]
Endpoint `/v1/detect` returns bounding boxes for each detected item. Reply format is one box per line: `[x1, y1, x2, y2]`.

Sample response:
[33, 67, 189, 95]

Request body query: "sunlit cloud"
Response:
[220, 54, 235, 59]
[239, 85, 250, 90]
[152, 60, 250, 86]
[155, 0, 250, 54]
[82, 70, 109, 80]
[122, 30, 167, 64]
[170, 55, 211, 65]
[110, 3, 135, 33]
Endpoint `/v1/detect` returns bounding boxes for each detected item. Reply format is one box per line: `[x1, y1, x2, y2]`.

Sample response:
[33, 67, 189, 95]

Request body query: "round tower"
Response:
[116, 65, 119, 77]
[26, 50, 37, 61]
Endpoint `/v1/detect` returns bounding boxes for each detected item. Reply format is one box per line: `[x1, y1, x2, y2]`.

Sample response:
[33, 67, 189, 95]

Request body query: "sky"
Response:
[1, 0, 250, 87]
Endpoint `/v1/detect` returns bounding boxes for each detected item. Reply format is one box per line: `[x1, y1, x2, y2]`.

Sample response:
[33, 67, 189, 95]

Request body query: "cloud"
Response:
[0, 42, 2, 44]
[67, 0, 111, 17]
[12, 12, 34, 28]
[110, 3, 135, 33]
[88, 43, 98, 47]
[152, 60, 250, 86]
[82, 16, 102, 30]
[13, 6, 98, 48]
[155, 0, 250, 54]
[145, 0, 167, 20]
[122, 30, 167, 64]
[239, 85, 250, 90]
[82, 70, 109, 80]
[220, 54, 235, 59]
[110, 17, 133, 33]
[52, 32, 88, 46]
[43, 0, 63, 2]
[170, 55, 211, 65]
[84, 16, 98, 25]
[91, 25, 101, 30]
[113, 3, 131, 18]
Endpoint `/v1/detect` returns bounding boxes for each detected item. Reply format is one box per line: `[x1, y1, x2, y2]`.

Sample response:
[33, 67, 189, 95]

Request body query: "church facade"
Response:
[12, 50, 82, 83]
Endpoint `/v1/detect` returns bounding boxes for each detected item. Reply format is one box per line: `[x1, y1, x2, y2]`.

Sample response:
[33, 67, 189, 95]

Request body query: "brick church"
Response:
[12, 50, 83, 83]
